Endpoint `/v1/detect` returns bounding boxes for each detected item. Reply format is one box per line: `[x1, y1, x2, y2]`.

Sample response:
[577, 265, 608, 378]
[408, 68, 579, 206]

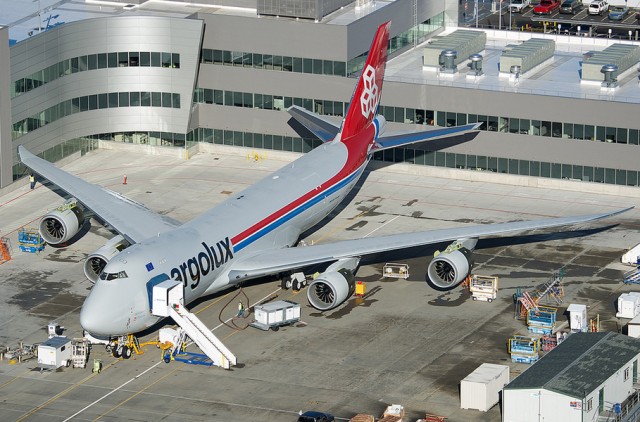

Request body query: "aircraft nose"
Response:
[80, 280, 131, 336]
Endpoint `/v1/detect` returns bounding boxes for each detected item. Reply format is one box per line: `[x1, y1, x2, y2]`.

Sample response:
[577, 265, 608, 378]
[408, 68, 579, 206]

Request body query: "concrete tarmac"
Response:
[0, 145, 638, 422]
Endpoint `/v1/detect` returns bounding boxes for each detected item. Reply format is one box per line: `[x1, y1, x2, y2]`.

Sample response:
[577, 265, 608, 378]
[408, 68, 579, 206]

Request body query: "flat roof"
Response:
[385, 30, 640, 104]
[505, 332, 640, 397]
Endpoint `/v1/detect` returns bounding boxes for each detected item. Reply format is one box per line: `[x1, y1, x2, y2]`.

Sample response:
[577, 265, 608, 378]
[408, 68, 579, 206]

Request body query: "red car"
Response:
[533, 0, 561, 14]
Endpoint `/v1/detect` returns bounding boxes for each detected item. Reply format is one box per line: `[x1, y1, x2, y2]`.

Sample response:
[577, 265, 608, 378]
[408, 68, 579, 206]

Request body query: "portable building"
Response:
[503, 332, 640, 422]
[460, 363, 509, 411]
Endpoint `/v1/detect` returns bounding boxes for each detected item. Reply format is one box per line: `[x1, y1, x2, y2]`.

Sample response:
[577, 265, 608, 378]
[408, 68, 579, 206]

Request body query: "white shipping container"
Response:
[460, 363, 510, 411]
[628, 314, 640, 338]
[617, 292, 640, 319]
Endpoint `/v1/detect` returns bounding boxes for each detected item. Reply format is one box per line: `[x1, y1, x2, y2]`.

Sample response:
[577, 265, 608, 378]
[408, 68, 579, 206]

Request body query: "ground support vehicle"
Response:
[250, 300, 301, 331]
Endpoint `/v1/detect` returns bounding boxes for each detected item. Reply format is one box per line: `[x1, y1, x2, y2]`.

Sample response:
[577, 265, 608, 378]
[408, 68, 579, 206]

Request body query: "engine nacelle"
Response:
[83, 235, 130, 283]
[307, 268, 356, 311]
[39, 200, 84, 245]
[427, 247, 474, 290]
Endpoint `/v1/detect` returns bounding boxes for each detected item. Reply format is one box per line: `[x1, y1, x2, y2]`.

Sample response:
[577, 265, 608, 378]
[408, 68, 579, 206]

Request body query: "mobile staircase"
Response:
[624, 263, 640, 285]
[150, 277, 236, 369]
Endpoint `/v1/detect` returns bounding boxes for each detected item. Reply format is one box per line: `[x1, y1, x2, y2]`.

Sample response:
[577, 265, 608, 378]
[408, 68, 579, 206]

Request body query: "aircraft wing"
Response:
[373, 123, 482, 152]
[18, 146, 180, 244]
[287, 105, 340, 142]
[228, 207, 631, 280]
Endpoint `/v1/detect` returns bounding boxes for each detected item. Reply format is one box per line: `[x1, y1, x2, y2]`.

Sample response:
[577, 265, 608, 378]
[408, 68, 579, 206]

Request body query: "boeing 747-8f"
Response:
[19, 22, 630, 341]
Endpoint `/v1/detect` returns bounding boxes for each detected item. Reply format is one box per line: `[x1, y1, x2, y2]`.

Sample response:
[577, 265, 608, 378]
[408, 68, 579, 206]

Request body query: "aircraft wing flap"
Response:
[287, 105, 340, 142]
[228, 207, 631, 279]
[373, 123, 481, 152]
[19, 146, 180, 243]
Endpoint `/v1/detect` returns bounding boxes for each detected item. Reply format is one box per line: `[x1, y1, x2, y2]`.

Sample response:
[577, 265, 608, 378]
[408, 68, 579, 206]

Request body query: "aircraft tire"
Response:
[281, 277, 293, 290]
[113, 346, 122, 358]
[122, 346, 131, 359]
[293, 279, 301, 291]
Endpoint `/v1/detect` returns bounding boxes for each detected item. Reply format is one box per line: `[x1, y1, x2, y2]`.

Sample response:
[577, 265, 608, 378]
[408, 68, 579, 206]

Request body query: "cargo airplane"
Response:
[19, 22, 630, 343]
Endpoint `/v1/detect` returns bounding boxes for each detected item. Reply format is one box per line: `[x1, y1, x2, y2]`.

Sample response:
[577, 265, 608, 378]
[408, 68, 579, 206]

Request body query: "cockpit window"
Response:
[99, 271, 128, 280]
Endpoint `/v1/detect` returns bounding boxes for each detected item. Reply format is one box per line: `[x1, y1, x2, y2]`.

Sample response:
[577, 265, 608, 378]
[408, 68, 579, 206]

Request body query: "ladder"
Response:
[519, 291, 539, 315]
[169, 305, 236, 369]
[624, 267, 640, 284]
[538, 270, 564, 305]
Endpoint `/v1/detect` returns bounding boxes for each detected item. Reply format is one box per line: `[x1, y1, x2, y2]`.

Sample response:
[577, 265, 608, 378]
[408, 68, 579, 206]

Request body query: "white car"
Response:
[588, 0, 609, 15]
[510, 0, 531, 13]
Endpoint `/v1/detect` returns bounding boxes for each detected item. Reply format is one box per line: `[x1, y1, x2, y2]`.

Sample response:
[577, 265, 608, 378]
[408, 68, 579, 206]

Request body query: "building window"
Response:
[625, 367, 630, 381]
[586, 398, 593, 411]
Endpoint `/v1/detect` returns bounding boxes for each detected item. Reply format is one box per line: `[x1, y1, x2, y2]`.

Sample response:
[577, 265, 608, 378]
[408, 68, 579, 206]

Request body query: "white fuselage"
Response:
[80, 140, 369, 336]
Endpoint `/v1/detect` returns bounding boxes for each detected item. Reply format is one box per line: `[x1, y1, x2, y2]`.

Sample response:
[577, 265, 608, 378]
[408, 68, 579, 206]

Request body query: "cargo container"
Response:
[460, 363, 510, 411]
[37, 336, 72, 369]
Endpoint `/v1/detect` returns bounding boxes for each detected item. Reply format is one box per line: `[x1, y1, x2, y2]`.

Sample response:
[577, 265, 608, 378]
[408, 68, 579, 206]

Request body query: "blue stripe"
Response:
[234, 163, 366, 252]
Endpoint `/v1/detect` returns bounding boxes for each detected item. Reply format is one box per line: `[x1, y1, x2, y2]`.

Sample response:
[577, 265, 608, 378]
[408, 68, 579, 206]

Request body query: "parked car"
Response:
[588, 0, 609, 15]
[510, 0, 531, 13]
[559, 0, 582, 14]
[297, 411, 335, 422]
[608, 4, 629, 20]
[533, 0, 561, 14]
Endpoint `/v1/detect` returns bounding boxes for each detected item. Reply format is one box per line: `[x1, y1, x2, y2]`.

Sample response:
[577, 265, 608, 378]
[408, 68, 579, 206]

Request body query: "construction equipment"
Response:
[527, 306, 557, 335]
[508, 335, 541, 364]
[17, 228, 45, 253]
[382, 263, 410, 279]
[469, 275, 498, 302]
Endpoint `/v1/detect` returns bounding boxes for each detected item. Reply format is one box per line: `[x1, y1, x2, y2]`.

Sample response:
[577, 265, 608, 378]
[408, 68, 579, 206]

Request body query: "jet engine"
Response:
[39, 199, 84, 245]
[427, 239, 477, 290]
[307, 268, 356, 311]
[83, 235, 130, 283]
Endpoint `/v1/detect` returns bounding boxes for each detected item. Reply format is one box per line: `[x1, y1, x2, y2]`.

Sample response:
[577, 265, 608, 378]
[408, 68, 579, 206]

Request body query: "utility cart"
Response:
[250, 300, 300, 331]
[469, 275, 499, 302]
[382, 263, 410, 279]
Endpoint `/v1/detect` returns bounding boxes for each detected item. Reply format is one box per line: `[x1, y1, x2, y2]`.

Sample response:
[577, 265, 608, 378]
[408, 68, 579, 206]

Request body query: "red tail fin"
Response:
[340, 21, 390, 140]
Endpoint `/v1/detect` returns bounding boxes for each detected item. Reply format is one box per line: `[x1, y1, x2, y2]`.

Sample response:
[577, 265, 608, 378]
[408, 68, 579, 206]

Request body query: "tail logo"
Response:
[360, 64, 379, 119]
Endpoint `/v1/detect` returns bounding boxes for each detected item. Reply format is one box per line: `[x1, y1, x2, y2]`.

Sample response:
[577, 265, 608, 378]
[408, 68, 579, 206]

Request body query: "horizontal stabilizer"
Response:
[373, 122, 482, 152]
[287, 106, 340, 142]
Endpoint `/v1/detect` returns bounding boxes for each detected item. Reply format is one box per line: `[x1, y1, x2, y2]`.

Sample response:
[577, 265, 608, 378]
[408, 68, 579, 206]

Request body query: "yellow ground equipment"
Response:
[382, 263, 409, 279]
[469, 275, 499, 302]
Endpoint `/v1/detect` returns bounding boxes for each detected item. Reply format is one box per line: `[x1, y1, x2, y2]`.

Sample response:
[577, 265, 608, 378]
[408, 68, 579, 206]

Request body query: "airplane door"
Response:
[146, 273, 170, 311]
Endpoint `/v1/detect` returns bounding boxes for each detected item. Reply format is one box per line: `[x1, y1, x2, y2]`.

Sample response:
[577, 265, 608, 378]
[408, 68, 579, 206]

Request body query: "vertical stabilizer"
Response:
[340, 21, 390, 140]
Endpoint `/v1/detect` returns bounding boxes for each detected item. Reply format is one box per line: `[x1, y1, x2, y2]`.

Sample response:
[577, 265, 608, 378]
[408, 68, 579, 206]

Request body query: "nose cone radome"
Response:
[80, 280, 142, 336]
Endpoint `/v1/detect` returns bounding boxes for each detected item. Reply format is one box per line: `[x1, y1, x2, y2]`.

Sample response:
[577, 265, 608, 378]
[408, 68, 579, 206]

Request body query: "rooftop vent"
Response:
[439, 49, 458, 74]
[601, 64, 618, 88]
[468, 54, 483, 76]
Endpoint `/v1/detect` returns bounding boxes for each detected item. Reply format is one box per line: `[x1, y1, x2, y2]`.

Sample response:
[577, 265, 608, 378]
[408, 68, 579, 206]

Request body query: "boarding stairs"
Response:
[168, 305, 236, 369]
[624, 266, 640, 285]
[519, 291, 539, 314]
[150, 277, 236, 369]
[538, 270, 564, 305]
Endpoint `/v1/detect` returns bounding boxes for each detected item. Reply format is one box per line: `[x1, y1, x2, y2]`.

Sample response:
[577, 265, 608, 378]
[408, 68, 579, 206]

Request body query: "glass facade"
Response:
[193, 88, 640, 146]
[12, 91, 181, 139]
[11, 51, 180, 98]
[74, 128, 638, 187]
[200, 15, 444, 78]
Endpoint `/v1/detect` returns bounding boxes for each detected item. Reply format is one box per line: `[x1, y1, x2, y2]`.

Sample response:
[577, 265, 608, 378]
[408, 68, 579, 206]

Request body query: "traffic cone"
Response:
[123, 175, 127, 185]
